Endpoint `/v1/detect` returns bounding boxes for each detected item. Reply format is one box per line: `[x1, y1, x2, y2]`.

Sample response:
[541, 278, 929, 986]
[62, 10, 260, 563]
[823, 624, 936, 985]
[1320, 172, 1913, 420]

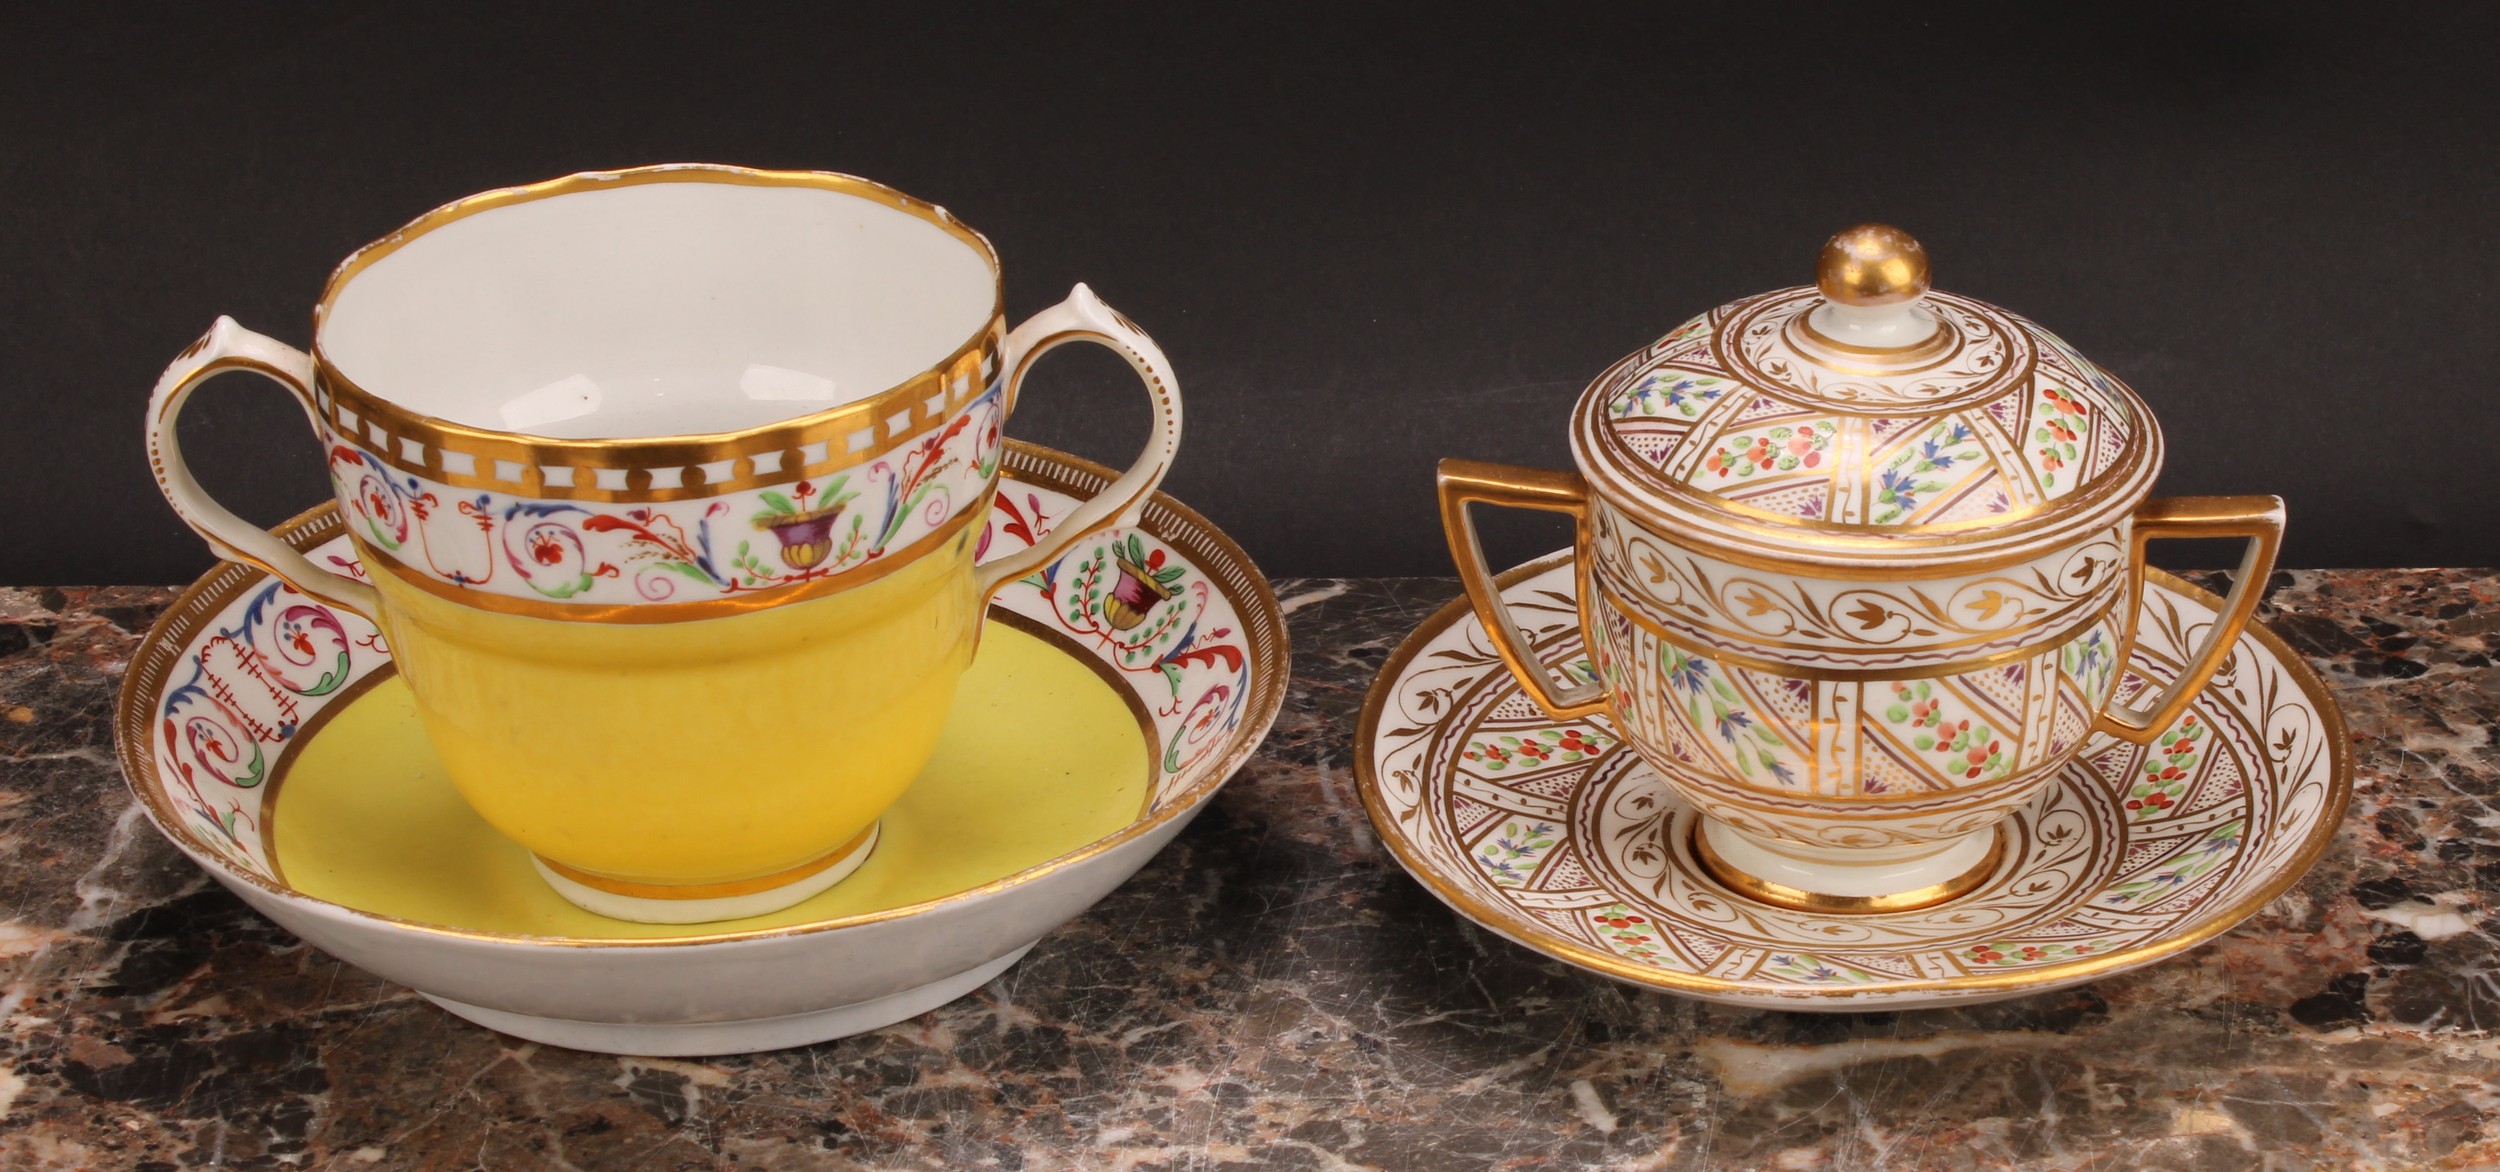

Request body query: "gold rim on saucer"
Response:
[1356, 549, 2351, 1004]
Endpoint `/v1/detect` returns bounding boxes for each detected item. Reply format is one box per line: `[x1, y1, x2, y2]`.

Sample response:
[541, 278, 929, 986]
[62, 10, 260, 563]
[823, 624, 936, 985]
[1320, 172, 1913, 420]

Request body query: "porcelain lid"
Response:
[1573, 225, 2162, 562]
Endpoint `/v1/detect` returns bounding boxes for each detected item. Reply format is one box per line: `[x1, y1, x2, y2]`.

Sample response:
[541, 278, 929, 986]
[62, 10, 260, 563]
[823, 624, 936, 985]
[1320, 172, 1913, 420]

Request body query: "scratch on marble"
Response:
[2365, 896, 2482, 940]
[2169, 1101, 2257, 1147]
[1569, 1077, 1618, 1133]
[1693, 1032, 2072, 1098]
[66, 803, 149, 932]
[0, 923, 59, 960]
[1275, 581, 1350, 614]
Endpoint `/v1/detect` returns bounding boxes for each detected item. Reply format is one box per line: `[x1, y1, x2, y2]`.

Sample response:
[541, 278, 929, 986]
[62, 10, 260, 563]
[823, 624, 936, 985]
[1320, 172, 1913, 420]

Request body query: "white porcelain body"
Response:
[318, 176, 996, 438]
[1440, 272, 2284, 904]
[1360, 555, 2352, 1010]
[1582, 496, 2130, 858]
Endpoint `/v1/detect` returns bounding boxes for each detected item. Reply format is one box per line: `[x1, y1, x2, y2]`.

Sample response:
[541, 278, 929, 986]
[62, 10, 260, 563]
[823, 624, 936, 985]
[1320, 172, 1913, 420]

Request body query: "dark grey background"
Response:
[8, 4, 2496, 584]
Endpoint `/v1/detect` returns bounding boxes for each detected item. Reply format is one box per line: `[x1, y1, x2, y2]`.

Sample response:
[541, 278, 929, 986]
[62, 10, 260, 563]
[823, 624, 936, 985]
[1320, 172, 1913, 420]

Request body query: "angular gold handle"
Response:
[1436, 458, 1605, 721]
[2095, 494, 2287, 744]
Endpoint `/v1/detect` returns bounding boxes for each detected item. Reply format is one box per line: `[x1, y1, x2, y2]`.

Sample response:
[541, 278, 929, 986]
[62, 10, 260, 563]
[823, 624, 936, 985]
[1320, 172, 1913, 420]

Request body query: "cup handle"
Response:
[1436, 458, 1607, 721]
[2094, 494, 2287, 744]
[147, 317, 381, 618]
[973, 284, 1184, 599]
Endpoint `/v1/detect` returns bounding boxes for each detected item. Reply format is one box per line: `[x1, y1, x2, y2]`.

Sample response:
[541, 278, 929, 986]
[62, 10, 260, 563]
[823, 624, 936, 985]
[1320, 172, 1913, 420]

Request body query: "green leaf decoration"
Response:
[758, 490, 797, 516]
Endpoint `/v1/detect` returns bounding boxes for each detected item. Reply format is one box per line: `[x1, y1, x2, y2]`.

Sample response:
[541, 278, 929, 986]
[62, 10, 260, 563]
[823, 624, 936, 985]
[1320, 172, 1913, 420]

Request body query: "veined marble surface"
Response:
[0, 570, 2494, 1170]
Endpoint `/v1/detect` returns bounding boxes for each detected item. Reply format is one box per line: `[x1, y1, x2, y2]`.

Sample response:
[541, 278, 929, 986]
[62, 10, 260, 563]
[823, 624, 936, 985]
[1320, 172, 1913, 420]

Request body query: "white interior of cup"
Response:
[319, 178, 997, 439]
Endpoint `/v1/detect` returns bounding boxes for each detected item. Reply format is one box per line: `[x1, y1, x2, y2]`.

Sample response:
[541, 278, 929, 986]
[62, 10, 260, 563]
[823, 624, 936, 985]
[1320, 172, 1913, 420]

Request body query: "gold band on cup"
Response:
[309, 165, 1008, 506]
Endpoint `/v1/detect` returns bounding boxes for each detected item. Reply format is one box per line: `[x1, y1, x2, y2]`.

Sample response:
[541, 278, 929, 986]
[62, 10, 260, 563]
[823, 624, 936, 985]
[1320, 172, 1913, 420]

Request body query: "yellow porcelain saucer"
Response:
[272, 617, 1151, 940]
[117, 443, 1288, 1055]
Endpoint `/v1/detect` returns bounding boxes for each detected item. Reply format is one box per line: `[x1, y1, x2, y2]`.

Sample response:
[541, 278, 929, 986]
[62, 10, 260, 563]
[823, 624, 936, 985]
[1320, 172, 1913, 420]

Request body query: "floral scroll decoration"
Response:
[1653, 644, 1796, 787]
[1880, 678, 2010, 784]
[323, 385, 1005, 607]
[977, 488, 1251, 782]
[1604, 319, 1721, 422]
[1476, 819, 1560, 887]
[156, 560, 386, 878]
[1610, 371, 1725, 422]
[1702, 421, 1836, 480]
[1463, 727, 1609, 773]
[1872, 420, 1984, 524]
[2033, 384, 2091, 490]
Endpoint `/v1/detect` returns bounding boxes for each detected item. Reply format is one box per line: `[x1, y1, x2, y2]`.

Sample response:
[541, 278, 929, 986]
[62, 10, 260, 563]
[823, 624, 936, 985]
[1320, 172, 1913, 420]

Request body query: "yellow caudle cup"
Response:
[146, 165, 1184, 923]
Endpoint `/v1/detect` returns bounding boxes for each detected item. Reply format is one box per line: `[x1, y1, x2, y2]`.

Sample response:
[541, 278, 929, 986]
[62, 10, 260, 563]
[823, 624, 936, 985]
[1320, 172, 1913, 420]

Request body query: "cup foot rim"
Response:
[1691, 821, 2005, 915]
[532, 823, 882, 924]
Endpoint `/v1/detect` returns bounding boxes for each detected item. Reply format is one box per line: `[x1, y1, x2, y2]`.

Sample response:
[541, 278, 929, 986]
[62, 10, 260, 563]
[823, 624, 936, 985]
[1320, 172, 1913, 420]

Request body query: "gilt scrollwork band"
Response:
[1727, 288, 2034, 413]
[1587, 498, 2130, 676]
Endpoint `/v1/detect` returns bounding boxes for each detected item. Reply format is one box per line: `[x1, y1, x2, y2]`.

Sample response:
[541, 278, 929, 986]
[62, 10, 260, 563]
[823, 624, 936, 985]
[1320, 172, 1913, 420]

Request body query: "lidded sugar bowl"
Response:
[1438, 225, 2285, 913]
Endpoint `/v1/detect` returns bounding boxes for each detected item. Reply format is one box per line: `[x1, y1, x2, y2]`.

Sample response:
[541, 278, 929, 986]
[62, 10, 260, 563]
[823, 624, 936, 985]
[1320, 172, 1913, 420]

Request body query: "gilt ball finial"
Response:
[1817, 223, 1930, 307]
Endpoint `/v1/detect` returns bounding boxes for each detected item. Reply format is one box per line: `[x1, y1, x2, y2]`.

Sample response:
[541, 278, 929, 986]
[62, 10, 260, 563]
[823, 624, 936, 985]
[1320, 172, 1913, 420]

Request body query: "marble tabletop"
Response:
[1, 569, 2495, 1170]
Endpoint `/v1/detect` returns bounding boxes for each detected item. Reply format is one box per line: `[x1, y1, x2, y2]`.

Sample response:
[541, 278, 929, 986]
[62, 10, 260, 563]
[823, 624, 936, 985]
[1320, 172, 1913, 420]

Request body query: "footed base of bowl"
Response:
[423, 942, 1035, 1056]
[1693, 820, 2005, 914]
[532, 823, 882, 925]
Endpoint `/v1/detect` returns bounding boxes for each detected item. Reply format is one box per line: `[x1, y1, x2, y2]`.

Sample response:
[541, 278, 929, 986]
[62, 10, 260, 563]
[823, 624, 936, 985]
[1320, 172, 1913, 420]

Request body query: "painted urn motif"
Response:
[1103, 535, 1182, 630]
[750, 479, 858, 571]
[1436, 224, 2286, 915]
[755, 505, 847, 570]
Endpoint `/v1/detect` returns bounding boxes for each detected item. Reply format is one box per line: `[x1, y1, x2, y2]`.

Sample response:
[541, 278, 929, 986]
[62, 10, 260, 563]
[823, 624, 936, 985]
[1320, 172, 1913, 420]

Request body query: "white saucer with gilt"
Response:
[1358, 551, 2350, 1010]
